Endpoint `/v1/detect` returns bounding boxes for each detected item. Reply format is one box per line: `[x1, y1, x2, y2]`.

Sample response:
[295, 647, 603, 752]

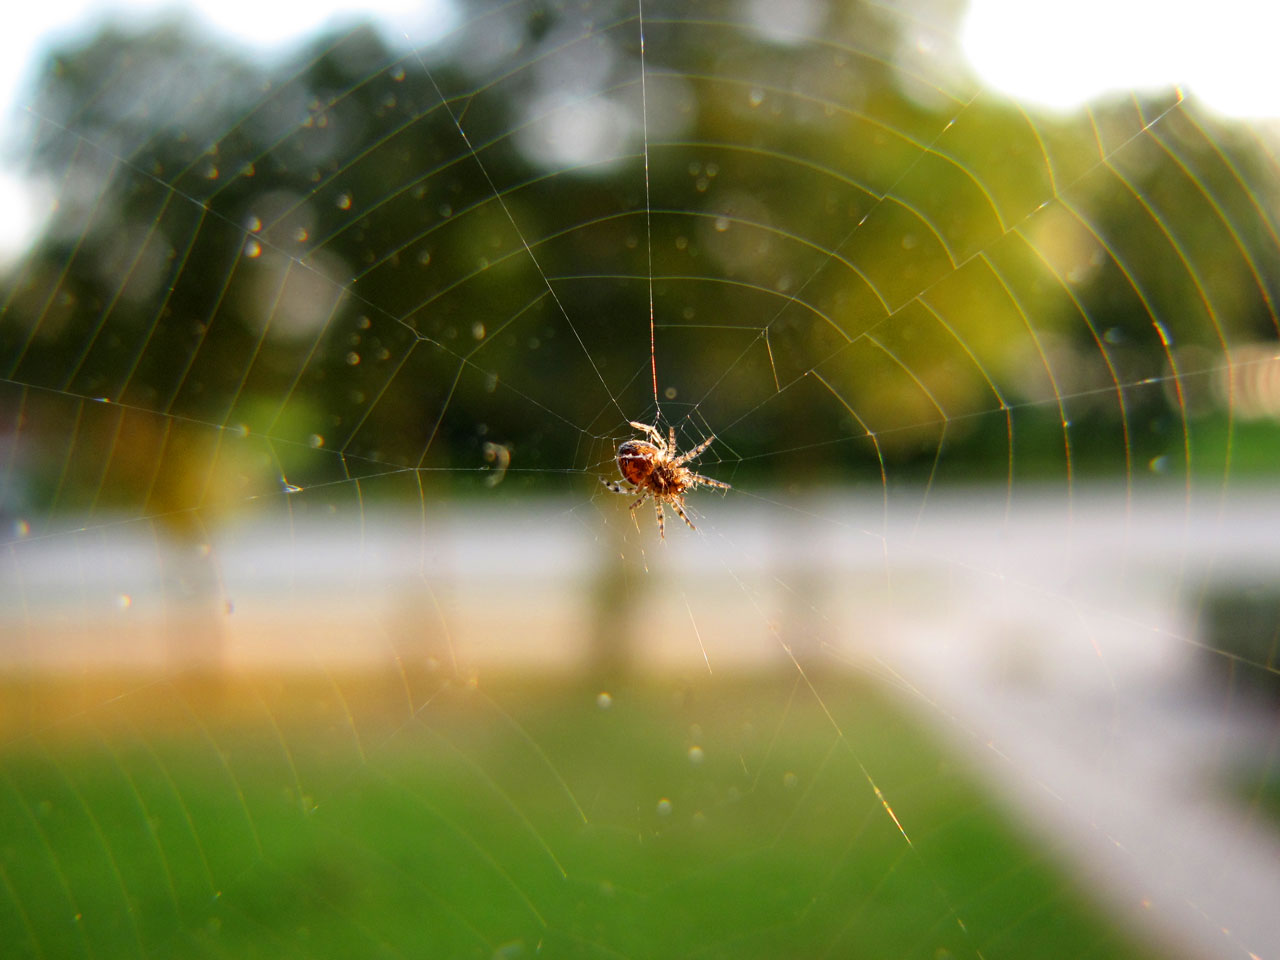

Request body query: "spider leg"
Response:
[601, 477, 632, 496]
[672, 435, 714, 467]
[629, 421, 666, 452]
[668, 425, 676, 453]
[654, 499, 666, 540]
[690, 473, 731, 491]
[628, 494, 646, 533]
[671, 496, 697, 531]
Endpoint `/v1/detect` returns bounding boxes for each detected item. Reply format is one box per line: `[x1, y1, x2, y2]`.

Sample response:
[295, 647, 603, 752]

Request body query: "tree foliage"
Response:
[3, 1, 1278, 528]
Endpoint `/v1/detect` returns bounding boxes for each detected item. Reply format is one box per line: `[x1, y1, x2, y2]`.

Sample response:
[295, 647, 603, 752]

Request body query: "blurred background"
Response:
[2, 1, 1279, 958]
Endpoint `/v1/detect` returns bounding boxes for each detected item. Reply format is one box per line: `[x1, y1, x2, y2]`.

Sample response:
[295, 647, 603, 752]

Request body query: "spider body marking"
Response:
[601, 421, 731, 539]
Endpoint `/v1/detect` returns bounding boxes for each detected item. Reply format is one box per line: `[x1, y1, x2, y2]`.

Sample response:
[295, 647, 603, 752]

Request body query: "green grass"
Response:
[0, 671, 1158, 960]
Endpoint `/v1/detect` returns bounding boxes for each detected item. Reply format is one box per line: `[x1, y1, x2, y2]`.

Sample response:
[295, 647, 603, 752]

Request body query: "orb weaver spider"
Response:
[600, 421, 731, 539]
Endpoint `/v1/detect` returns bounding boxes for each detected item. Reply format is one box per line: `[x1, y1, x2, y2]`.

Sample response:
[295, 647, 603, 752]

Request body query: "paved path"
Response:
[848, 490, 1280, 960]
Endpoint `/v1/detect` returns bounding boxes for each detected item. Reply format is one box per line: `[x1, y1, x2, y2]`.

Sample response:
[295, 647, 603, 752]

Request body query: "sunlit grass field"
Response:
[0, 671, 1158, 959]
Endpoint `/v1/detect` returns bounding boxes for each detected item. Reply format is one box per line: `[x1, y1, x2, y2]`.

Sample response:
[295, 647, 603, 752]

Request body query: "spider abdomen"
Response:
[617, 440, 659, 485]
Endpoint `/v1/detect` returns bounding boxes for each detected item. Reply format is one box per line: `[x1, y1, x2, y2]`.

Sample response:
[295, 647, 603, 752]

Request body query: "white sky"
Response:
[962, 0, 1280, 117]
[0, 0, 1276, 263]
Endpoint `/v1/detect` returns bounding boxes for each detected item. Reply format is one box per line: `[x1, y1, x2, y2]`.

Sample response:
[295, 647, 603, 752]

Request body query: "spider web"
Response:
[2, 2, 1279, 959]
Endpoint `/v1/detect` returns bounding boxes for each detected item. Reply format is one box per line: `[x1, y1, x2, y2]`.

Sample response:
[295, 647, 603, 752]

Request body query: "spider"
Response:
[600, 421, 731, 539]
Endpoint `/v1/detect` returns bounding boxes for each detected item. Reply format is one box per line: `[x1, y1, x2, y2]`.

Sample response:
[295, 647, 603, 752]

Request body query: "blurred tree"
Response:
[3, 0, 1280, 540]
